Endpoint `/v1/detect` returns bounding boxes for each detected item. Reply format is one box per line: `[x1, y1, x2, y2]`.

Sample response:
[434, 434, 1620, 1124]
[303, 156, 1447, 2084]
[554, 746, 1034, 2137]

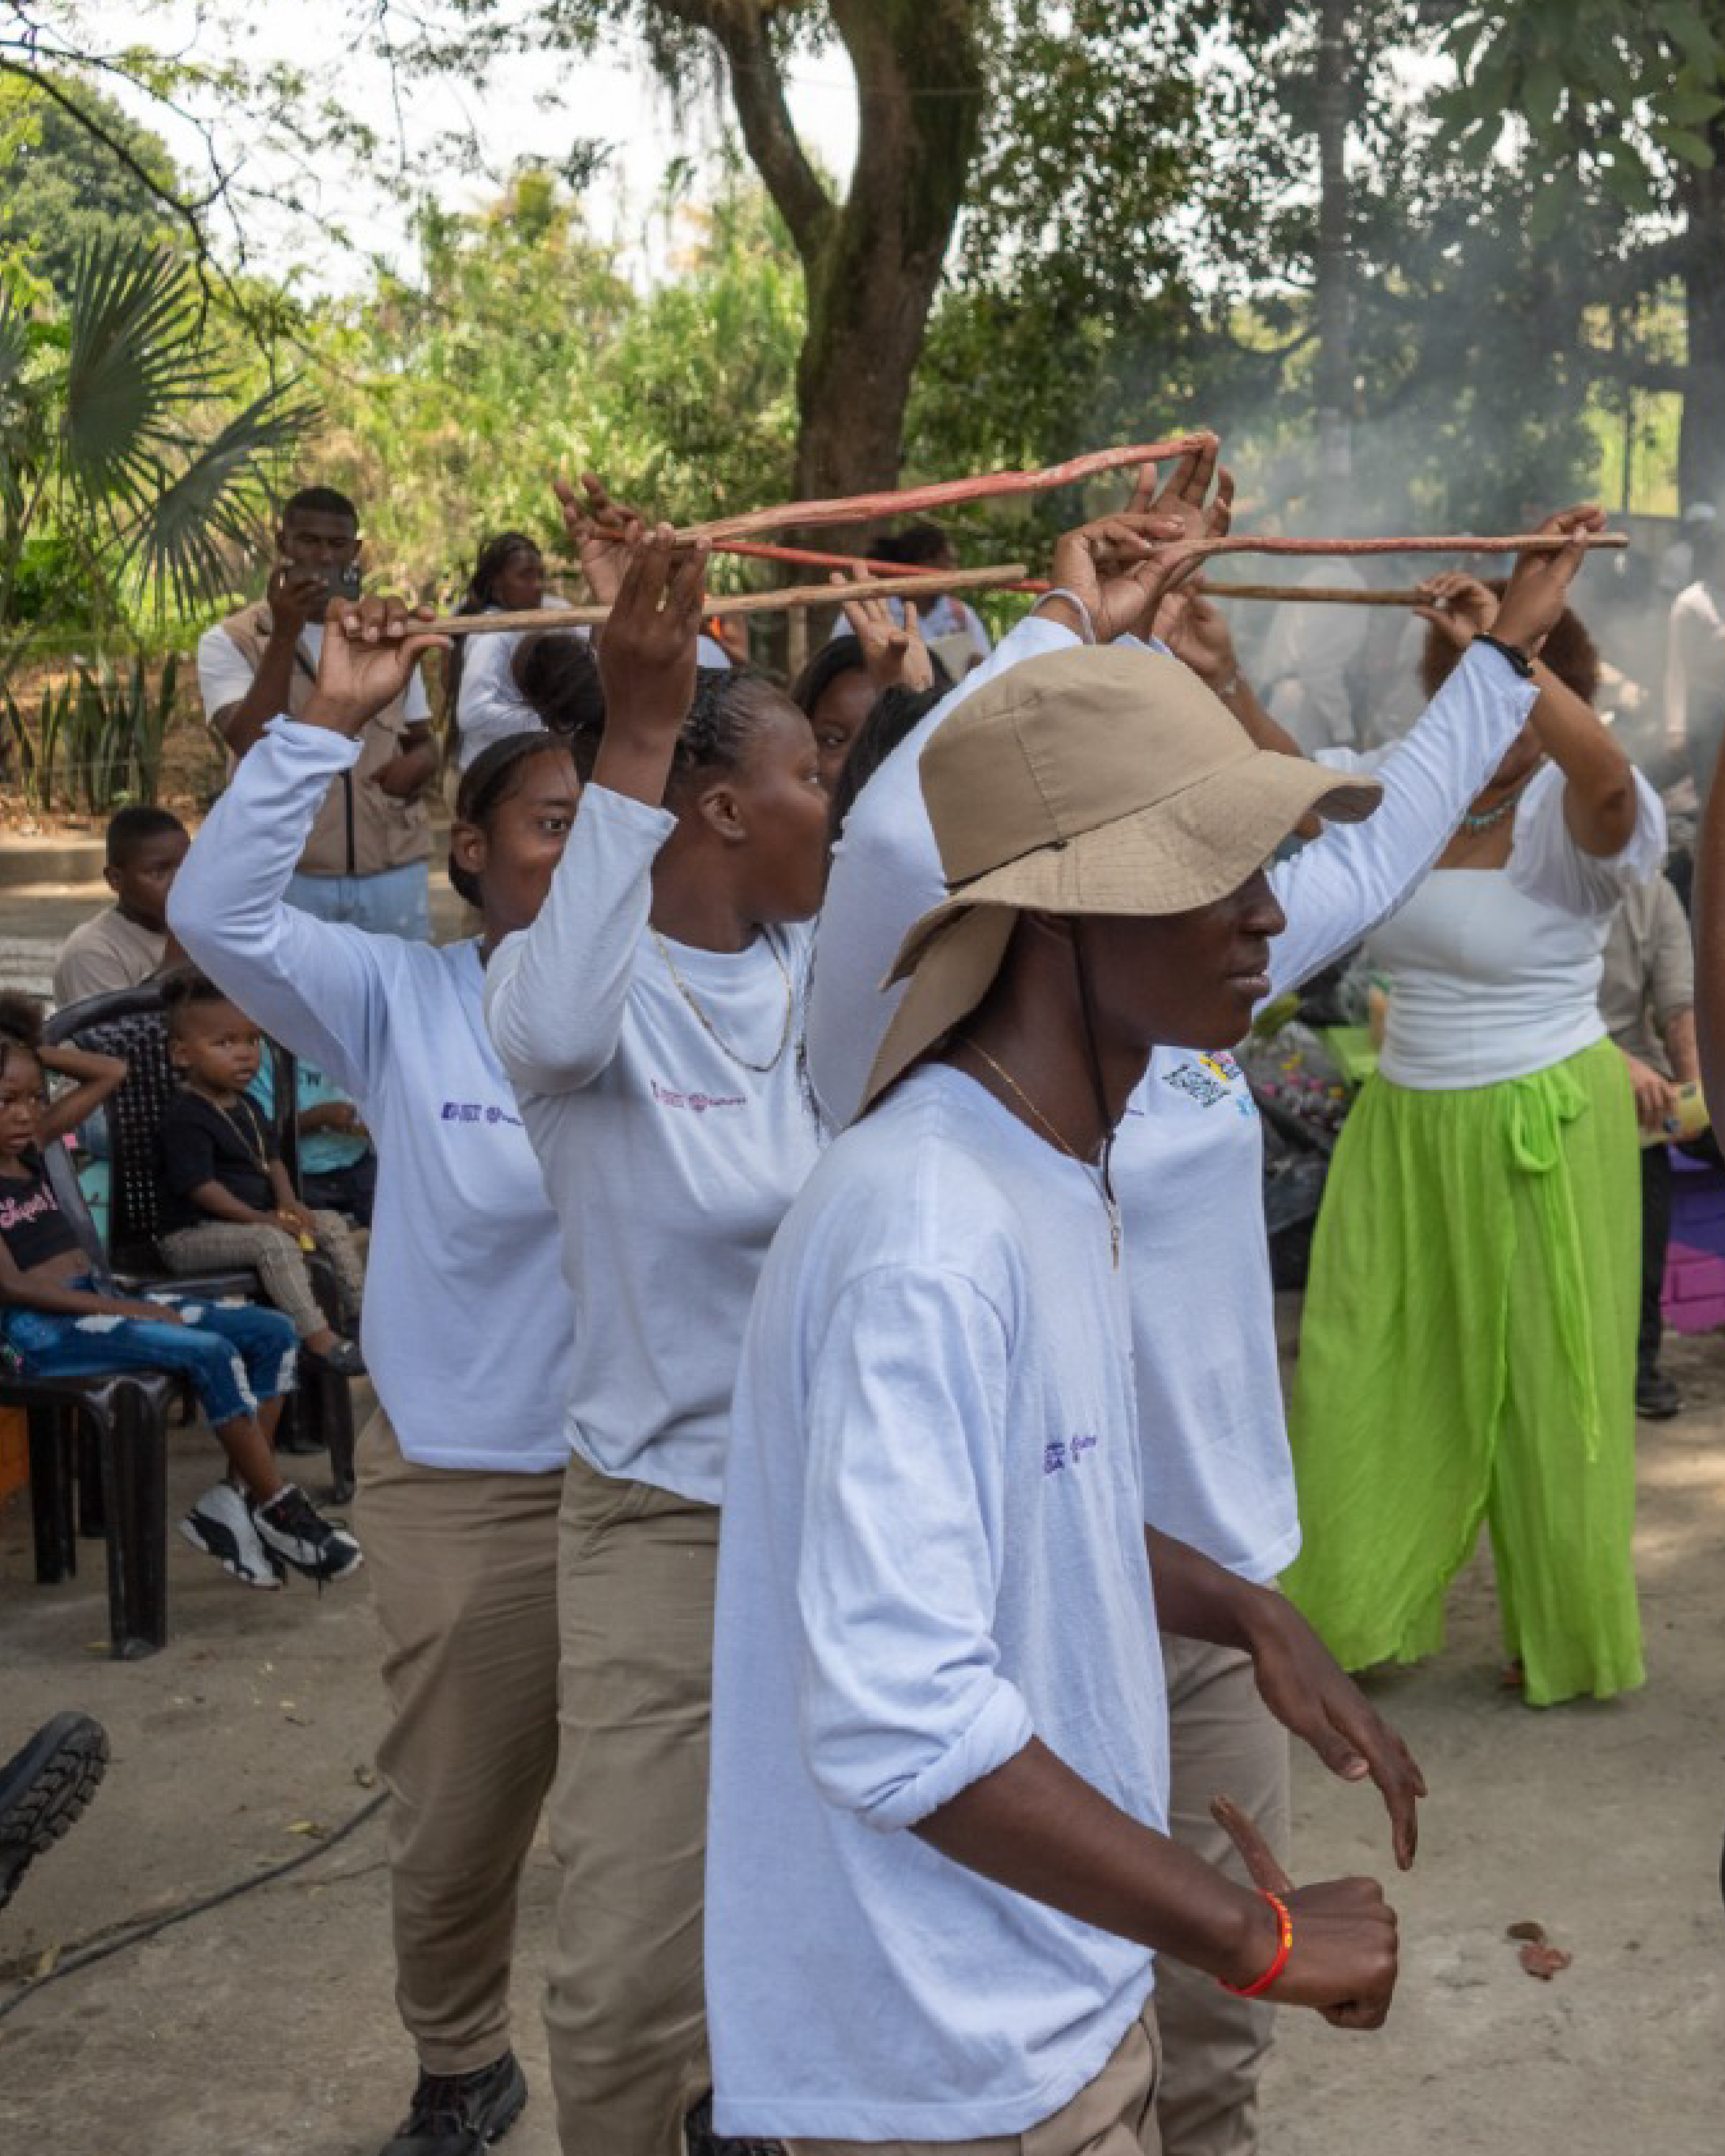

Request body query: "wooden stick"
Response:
[1203, 581, 1428, 606]
[421, 562, 1032, 635]
[671, 438, 1214, 543]
[717, 536, 1046, 594]
[1190, 532, 1625, 562]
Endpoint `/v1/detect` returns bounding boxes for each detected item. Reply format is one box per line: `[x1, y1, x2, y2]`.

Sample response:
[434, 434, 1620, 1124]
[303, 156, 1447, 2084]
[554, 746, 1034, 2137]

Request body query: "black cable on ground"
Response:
[0, 1788, 388, 2025]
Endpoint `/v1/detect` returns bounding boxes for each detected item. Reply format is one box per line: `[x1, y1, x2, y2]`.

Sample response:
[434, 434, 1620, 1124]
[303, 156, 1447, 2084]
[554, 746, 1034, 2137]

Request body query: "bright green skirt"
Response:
[1284, 1036, 1644, 1706]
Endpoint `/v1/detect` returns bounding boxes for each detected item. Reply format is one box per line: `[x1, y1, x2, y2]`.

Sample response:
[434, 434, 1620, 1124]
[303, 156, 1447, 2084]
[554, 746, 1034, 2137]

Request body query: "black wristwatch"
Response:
[1476, 631, 1535, 679]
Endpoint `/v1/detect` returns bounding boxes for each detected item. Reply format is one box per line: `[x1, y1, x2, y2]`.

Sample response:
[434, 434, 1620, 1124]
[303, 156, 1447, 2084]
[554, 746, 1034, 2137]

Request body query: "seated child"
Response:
[154, 971, 367, 1376]
[53, 807, 190, 1008]
[0, 992, 359, 1587]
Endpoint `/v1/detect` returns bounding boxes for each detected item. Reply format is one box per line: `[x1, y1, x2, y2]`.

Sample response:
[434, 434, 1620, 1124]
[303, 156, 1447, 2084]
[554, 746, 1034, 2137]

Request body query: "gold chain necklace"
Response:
[957, 1037, 1121, 1269]
[209, 1092, 270, 1176]
[651, 927, 795, 1075]
[203, 1090, 315, 1251]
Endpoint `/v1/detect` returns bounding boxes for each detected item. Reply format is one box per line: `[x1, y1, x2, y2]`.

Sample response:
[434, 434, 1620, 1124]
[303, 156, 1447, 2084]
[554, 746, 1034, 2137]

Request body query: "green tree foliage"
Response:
[0, 73, 181, 303]
[301, 162, 802, 585]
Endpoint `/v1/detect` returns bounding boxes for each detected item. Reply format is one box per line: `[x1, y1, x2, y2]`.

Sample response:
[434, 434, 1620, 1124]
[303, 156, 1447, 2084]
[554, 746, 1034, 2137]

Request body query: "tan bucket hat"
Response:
[860, 644, 1382, 1112]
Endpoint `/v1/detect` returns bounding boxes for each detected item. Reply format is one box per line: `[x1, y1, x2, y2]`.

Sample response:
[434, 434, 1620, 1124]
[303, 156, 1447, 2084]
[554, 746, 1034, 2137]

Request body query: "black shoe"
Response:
[685, 2090, 788, 2156]
[1636, 1367, 1681, 1419]
[380, 2053, 528, 2155]
[306, 1335, 366, 1379]
[0, 1712, 110, 1912]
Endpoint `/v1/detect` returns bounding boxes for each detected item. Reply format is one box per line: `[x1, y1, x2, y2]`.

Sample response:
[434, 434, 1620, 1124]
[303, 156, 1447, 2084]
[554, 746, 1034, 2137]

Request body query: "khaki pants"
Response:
[1153, 1637, 1291, 2156]
[160, 1210, 365, 1339]
[544, 1450, 719, 2156]
[786, 2004, 1162, 2156]
[355, 1411, 563, 2075]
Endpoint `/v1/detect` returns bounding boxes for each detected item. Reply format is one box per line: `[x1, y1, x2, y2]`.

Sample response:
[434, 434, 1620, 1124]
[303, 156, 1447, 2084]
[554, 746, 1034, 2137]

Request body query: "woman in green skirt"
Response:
[1285, 571, 1664, 1706]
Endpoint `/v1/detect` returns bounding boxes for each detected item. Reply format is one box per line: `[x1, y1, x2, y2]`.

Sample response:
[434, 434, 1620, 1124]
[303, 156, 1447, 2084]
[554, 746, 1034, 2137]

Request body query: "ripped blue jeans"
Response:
[1, 1281, 297, 1427]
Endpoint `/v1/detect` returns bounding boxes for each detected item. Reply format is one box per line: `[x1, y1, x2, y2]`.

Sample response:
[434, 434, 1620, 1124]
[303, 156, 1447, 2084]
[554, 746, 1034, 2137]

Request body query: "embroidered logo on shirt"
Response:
[650, 1079, 745, 1114]
[440, 1099, 523, 1127]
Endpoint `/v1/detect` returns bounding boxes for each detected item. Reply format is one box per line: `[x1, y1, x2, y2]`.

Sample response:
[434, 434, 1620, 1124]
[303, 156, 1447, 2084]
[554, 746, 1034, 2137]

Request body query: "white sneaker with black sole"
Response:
[179, 1480, 285, 1589]
[252, 1484, 364, 1582]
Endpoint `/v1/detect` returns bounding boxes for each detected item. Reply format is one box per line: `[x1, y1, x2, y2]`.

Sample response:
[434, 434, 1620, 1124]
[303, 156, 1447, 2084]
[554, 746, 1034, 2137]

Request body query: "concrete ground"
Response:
[2, 865, 1724, 2151]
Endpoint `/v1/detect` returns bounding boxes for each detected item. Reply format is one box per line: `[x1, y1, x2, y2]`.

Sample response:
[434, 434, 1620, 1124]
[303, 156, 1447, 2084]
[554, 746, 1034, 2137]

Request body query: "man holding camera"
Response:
[198, 485, 438, 938]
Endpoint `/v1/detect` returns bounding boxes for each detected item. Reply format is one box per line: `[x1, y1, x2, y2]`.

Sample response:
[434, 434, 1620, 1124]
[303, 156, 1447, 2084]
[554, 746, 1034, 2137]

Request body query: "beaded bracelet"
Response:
[1220, 1891, 1293, 1998]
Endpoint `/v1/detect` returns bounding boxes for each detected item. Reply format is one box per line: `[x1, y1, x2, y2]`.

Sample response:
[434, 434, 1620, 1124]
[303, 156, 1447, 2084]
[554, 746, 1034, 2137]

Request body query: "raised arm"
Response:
[35, 1040, 127, 1145]
[209, 565, 329, 758]
[170, 597, 449, 1099]
[484, 529, 706, 1094]
[1264, 509, 1608, 994]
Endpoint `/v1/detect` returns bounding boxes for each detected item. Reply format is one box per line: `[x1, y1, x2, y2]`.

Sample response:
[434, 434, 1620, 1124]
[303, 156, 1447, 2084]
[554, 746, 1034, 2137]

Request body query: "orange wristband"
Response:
[1220, 1891, 1293, 1998]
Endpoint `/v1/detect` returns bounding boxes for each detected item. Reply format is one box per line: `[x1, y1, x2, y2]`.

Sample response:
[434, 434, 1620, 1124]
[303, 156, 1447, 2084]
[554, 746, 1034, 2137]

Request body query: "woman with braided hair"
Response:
[445, 530, 577, 773]
[486, 524, 830, 2156]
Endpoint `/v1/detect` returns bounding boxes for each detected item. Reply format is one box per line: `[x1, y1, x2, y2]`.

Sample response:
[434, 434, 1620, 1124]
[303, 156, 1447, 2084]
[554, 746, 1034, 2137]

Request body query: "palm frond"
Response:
[120, 378, 321, 616]
[61, 238, 226, 522]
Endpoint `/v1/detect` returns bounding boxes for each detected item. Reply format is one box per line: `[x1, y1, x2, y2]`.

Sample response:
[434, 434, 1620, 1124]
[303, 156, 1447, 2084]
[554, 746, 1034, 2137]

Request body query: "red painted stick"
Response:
[673, 437, 1215, 543]
[719, 536, 1046, 593]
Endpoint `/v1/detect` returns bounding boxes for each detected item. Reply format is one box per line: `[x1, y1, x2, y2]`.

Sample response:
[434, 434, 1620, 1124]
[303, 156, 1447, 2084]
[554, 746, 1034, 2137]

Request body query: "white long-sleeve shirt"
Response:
[709, 1063, 1164, 2141]
[168, 718, 574, 1474]
[485, 784, 821, 1504]
[805, 628, 1538, 1580]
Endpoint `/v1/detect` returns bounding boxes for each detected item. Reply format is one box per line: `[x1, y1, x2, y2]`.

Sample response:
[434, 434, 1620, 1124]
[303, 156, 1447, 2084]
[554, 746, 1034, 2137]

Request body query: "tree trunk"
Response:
[1312, 0, 1353, 483]
[1678, 107, 1725, 510]
[713, 0, 984, 553]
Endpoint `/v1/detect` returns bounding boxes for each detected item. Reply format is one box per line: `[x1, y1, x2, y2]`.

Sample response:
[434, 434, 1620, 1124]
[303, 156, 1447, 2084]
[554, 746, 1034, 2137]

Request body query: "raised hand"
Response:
[1157, 584, 1239, 690]
[1212, 1795, 1400, 2031]
[1126, 431, 1223, 543]
[266, 559, 334, 635]
[555, 471, 646, 605]
[1414, 571, 1500, 653]
[837, 571, 935, 692]
[591, 526, 710, 805]
[1045, 512, 1186, 643]
[1492, 503, 1606, 655]
[304, 595, 447, 739]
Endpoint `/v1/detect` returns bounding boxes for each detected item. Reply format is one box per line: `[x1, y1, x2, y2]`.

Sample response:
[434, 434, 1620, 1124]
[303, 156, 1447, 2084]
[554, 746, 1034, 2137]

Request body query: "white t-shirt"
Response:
[453, 596, 576, 771]
[485, 784, 821, 1504]
[708, 1062, 1163, 2142]
[167, 720, 571, 1474]
[196, 621, 431, 726]
[806, 626, 1537, 1579]
[1368, 758, 1667, 1090]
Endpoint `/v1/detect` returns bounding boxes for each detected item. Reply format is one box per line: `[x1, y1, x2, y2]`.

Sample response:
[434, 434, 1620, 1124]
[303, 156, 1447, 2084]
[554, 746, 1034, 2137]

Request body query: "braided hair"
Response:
[445, 531, 543, 734]
[513, 644, 781, 802]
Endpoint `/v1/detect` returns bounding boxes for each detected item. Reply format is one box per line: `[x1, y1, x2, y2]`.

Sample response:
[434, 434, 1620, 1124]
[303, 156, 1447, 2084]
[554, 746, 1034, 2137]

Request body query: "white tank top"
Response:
[1368, 760, 1666, 1090]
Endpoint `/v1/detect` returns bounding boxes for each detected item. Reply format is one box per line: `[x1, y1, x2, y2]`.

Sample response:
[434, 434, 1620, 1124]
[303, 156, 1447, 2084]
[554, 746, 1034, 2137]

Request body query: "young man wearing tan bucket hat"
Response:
[804, 499, 1601, 2156]
[703, 643, 1410, 2153]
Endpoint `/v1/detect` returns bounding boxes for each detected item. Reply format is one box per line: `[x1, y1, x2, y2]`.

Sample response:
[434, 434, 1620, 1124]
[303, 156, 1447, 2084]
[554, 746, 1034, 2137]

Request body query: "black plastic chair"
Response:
[3, 1144, 174, 1658]
[44, 986, 356, 1499]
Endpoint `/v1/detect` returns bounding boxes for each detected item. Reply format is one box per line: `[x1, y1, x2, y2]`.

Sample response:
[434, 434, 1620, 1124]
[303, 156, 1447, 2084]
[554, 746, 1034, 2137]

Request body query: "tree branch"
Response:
[706, 7, 835, 267]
